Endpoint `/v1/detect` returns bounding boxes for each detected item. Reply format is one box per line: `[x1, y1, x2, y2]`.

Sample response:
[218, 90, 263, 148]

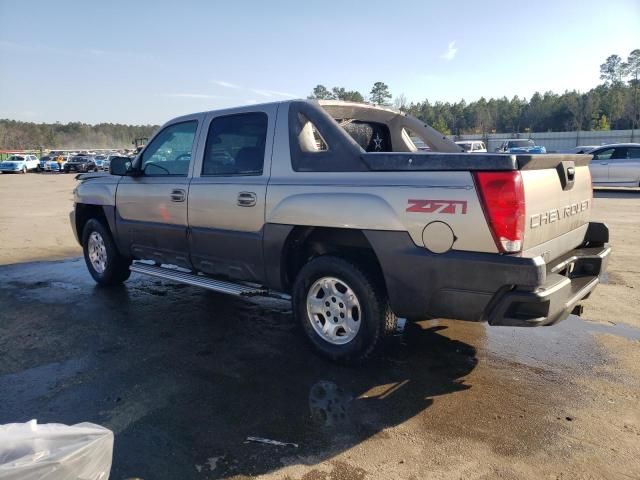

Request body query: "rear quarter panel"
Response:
[266, 171, 497, 253]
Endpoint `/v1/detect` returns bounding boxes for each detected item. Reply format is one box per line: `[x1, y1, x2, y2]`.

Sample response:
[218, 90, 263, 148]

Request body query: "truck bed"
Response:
[360, 152, 592, 171]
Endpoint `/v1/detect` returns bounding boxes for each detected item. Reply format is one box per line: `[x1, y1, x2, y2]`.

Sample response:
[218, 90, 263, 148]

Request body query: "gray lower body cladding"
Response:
[363, 223, 610, 326]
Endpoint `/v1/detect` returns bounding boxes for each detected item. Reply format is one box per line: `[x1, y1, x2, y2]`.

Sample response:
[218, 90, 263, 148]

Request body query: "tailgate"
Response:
[520, 155, 593, 261]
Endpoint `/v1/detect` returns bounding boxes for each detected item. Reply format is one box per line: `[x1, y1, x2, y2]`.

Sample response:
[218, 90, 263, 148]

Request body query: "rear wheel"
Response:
[82, 218, 131, 285]
[293, 255, 398, 364]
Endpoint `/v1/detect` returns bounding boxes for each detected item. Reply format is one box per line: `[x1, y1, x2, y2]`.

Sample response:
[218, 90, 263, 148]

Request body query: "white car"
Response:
[456, 140, 487, 153]
[565, 145, 599, 154]
[590, 143, 640, 187]
[0, 154, 39, 173]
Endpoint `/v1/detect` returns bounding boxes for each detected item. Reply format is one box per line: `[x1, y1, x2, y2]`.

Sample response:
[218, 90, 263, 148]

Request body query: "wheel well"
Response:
[75, 204, 107, 241]
[282, 227, 386, 292]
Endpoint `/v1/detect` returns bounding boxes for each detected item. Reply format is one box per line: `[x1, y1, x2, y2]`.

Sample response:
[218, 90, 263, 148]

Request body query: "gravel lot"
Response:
[0, 173, 639, 480]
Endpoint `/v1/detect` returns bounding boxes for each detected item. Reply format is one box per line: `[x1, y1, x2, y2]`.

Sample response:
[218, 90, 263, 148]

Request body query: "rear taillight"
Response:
[473, 171, 525, 253]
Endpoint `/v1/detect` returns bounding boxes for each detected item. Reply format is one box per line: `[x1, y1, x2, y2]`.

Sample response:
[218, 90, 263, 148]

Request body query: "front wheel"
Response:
[82, 218, 131, 285]
[293, 256, 398, 364]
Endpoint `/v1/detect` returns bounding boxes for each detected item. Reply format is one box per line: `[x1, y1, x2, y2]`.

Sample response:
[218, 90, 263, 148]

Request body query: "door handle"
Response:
[237, 191, 257, 207]
[170, 188, 186, 202]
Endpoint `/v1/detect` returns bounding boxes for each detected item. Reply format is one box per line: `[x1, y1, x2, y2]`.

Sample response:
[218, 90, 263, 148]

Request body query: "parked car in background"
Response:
[93, 155, 108, 170]
[456, 140, 487, 153]
[64, 155, 98, 173]
[47, 156, 68, 172]
[38, 156, 52, 171]
[496, 139, 546, 154]
[564, 145, 598, 154]
[0, 154, 39, 173]
[589, 143, 640, 187]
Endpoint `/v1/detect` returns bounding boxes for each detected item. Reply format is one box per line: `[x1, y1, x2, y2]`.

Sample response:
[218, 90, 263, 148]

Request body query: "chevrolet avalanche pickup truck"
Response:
[70, 100, 610, 363]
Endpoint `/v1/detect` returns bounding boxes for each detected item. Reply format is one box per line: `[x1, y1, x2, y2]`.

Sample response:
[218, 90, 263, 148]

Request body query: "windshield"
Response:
[507, 139, 535, 148]
[71, 157, 87, 162]
[7, 156, 24, 161]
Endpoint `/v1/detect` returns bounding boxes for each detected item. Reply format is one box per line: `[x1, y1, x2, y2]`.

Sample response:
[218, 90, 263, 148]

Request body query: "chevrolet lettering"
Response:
[530, 200, 590, 229]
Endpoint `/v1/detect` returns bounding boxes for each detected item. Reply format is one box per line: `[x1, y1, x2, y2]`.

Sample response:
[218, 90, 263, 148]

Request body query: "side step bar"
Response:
[130, 262, 267, 297]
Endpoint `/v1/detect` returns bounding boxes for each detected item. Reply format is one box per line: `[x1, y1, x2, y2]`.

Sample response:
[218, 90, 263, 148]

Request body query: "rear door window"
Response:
[627, 147, 640, 159]
[611, 147, 629, 160]
[202, 112, 268, 176]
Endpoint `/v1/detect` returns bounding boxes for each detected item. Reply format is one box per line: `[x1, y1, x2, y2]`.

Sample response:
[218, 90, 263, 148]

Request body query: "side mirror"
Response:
[109, 156, 133, 176]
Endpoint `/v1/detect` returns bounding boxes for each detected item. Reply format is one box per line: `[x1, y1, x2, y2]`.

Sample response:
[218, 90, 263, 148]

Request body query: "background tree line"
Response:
[309, 49, 639, 136]
[0, 120, 158, 149]
[0, 120, 158, 150]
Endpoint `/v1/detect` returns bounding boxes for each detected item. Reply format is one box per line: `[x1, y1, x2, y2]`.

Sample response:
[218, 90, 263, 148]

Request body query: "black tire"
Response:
[293, 255, 397, 364]
[82, 218, 131, 286]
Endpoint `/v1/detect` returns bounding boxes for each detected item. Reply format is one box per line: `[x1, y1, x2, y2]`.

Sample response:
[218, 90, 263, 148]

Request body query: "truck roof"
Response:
[166, 99, 461, 153]
[171, 99, 404, 123]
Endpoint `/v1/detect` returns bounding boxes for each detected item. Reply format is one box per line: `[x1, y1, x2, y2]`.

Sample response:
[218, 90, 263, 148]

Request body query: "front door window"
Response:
[140, 121, 198, 176]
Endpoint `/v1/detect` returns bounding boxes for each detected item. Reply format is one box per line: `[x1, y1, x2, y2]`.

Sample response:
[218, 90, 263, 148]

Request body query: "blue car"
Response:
[46, 158, 68, 172]
[497, 139, 546, 154]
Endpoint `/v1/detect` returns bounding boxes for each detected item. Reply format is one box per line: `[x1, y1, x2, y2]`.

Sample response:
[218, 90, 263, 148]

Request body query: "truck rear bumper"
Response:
[486, 244, 610, 326]
[364, 222, 610, 326]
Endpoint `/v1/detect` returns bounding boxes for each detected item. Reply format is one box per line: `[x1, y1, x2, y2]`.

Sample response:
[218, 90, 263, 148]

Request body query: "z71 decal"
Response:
[406, 199, 468, 214]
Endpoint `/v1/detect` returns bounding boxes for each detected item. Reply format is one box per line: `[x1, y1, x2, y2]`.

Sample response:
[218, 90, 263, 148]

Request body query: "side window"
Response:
[627, 147, 640, 159]
[592, 148, 615, 161]
[299, 114, 328, 152]
[140, 121, 198, 176]
[202, 112, 268, 176]
[472, 143, 481, 151]
[611, 147, 628, 160]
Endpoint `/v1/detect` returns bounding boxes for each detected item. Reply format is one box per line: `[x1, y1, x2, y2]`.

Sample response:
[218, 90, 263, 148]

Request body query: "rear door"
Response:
[589, 147, 614, 183]
[115, 118, 201, 268]
[187, 106, 276, 283]
[608, 146, 640, 186]
[27, 155, 38, 170]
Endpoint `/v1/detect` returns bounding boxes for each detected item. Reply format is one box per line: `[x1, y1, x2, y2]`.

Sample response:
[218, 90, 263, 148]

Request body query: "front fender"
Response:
[74, 178, 119, 206]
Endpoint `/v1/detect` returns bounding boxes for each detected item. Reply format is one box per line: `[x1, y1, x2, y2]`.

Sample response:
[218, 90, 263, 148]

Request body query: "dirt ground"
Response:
[0, 173, 639, 480]
[0, 173, 80, 264]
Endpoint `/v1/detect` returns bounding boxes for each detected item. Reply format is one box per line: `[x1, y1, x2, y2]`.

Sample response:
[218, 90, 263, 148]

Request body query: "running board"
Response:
[130, 262, 266, 297]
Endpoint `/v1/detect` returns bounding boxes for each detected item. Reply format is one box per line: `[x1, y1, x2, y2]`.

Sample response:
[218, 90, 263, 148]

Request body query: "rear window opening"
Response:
[336, 119, 392, 152]
[298, 114, 328, 152]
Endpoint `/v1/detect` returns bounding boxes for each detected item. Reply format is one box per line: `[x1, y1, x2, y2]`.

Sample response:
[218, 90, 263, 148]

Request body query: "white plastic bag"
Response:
[0, 420, 113, 480]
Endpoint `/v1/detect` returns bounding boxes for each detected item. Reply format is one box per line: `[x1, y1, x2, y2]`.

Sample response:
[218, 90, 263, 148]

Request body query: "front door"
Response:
[608, 146, 640, 186]
[188, 107, 276, 283]
[116, 119, 200, 268]
[589, 147, 615, 184]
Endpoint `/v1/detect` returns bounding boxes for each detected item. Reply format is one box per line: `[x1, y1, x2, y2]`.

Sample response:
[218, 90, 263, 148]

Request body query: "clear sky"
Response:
[0, 0, 638, 125]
